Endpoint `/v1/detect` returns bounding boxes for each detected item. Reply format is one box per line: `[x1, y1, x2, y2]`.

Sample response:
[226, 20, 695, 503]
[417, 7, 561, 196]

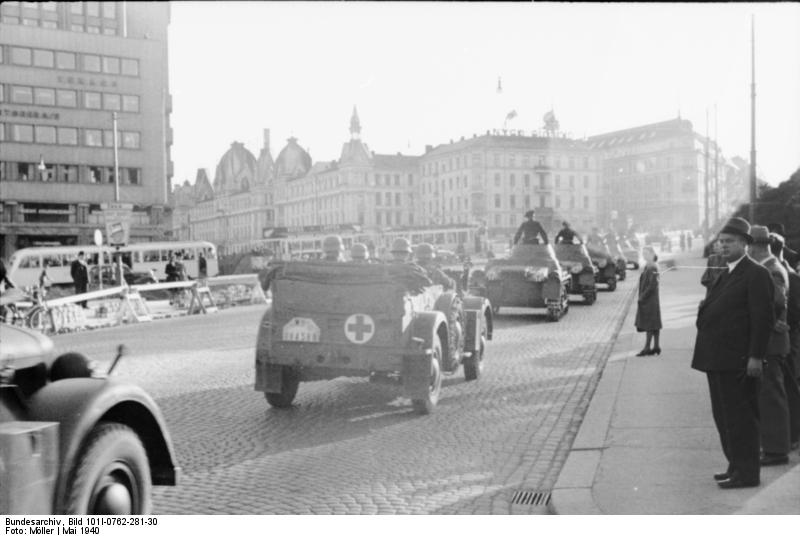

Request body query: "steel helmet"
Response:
[415, 242, 435, 262]
[390, 237, 412, 254]
[350, 242, 369, 261]
[322, 235, 344, 259]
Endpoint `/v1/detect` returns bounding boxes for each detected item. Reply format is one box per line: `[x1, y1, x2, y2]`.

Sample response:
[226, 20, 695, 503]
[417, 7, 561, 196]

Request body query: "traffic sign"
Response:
[101, 203, 133, 246]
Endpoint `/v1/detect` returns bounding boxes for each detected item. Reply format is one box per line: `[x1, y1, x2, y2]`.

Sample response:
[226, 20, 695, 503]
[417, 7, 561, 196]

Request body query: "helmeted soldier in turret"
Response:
[555, 221, 581, 244]
[389, 237, 413, 264]
[322, 235, 345, 262]
[350, 242, 370, 264]
[513, 210, 549, 245]
[586, 227, 605, 249]
[415, 243, 455, 290]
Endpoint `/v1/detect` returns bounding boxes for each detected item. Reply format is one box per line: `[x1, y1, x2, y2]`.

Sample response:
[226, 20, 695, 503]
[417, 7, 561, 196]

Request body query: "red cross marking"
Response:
[347, 315, 373, 342]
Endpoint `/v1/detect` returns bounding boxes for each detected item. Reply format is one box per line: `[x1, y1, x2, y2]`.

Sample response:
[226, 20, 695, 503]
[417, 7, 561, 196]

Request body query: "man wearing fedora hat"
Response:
[750, 225, 794, 466]
[513, 210, 549, 246]
[692, 217, 775, 489]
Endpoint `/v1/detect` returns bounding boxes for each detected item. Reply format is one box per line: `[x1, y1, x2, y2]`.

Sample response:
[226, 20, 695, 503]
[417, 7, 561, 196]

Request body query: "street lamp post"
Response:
[112, 112, 120, 203]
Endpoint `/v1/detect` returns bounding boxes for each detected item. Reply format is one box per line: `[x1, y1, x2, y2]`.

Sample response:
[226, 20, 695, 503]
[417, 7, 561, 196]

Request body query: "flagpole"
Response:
[704, 107, 709, 238]
[714, 104, 719, 223]
[749, 14, 757, 223]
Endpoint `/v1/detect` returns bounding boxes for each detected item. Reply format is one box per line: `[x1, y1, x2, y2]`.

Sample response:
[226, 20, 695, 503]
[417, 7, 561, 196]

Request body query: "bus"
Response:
[6, 241, 219, 288]
[245, 225, 481, 261]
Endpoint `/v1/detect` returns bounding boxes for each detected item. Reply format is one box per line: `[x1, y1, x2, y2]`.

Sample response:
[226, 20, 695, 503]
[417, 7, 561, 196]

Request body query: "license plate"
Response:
[282, 317, 321, 342]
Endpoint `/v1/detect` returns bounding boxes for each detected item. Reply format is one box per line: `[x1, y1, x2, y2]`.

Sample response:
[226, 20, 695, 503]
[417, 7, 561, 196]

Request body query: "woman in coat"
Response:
[635, 246, 662, 355]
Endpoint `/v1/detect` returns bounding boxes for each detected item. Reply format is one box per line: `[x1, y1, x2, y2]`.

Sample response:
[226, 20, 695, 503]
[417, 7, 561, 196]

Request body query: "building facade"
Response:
[0, 1, 172, 258]
[171, 131, 275, 254]
[418, 114, 600, 237]
[588, 118, 744, 233]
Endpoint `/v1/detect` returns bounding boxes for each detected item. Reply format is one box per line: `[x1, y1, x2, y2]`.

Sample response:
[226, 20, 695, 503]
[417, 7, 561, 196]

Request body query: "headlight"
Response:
[597, 259, 608, 268]
[570, 264, 583, 274]
[486, 267, 501, 280]
[524, 267, 549, 282]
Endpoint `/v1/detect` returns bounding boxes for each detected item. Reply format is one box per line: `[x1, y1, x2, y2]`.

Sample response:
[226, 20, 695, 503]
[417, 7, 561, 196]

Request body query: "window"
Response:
[540, 196, 545, 208]
[539, 175, 546, 189]
[569, 175, 574, 189]
[106, 167, 115, 184]
[42, 2, 58, 11]
[384, 192, 391, 206]
[395, 192, 401, 206]
[524, 174, 530, 187]
[494, 194, 501, 209]
[86, 25, 100, 34]
[584, 196, 589, 209]
[510, 174, 515, 187]
[33, 49, 55, 68]
[84, 91, 101, 109]
[102, 56, 120, 74]
[394, 174, 400, 186]
[13, 124, 34, 142]
[34, 87, 56, 106]
[103, 2, 116, 18]
[555, 175, 561, 189]
[568, 157, 575, 169]
[121, 58, 139, 76]
[70, 2, 83, 14]
[58, 127, 78, 145]
[22, 18, 38, 27]
[11, 47, 32, 66]
[569, 196, 575, 209]
[42, 20, 58, 29]
[555, 196, 561, 209]
[525, 195, 530, 208]
[56, 89, 77, 107]
[584, 175, 589, 188]
[509, 195, 516, 209]
[35, 125, 56, 144]
[375, 193, 381, 206]
[56, 51, 76, 70]
[83, 54, 101, 72]
[494, 214, 501, 226]
[85, 129, 102, 147]
[17, 162, 34, 181]
[494, 173, 501, 187]
[86, 2, 100, 16]
[102, 27, 116, 36]
[11, 86, 33, 104]
[70, 24, 83, 32]
[2, 16, 20, 25]
[103, 93, 121, 111]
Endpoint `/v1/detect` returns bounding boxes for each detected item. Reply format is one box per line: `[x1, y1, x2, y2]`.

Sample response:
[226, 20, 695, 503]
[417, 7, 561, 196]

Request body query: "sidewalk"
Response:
[551, 248, 800, 514]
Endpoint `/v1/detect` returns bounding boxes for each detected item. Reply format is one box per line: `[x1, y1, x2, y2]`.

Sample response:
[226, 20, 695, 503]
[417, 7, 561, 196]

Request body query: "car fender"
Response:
[411, 310, 447, 351]
[462, 296, 493, 341]
[27, 377, 179, 513]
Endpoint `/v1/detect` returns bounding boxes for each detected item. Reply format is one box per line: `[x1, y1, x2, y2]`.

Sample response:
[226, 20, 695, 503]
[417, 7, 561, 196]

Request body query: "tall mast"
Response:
[749, 15, 757, 223]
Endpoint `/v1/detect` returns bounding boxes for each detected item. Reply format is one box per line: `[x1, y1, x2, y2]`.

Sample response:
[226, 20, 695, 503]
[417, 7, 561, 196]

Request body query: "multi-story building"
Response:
[274, 108, 419, 231]
[418, 113, 600, 237]
[0, 1, 172, 258]
[170, 130, 274, 254]
[588, 118, 742, 233]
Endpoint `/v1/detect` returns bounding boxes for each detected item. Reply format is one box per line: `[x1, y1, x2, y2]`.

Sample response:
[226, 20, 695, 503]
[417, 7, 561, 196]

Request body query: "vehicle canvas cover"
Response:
[269, 261, 434, 350]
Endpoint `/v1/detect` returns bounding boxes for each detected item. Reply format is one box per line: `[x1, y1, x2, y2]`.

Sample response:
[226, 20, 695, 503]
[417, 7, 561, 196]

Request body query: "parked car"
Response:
[255, 261, 493, 414]
[475, 244, 570, 321]
[0, 323, 178, 514]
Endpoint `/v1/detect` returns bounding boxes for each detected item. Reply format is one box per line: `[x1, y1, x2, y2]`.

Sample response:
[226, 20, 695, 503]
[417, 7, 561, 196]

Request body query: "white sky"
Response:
[168, 1, 800, 187]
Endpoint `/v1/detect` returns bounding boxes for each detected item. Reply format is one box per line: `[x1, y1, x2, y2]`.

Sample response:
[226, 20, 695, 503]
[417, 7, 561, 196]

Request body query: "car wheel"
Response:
[264, 366, 300, 408]
[607, 278, 617, 292]
[463, 319, 486, 382]
[412, 336, 443, 414]
[65, 423, 151, 515]
[25, 306, 57, 334]
[583, 290, 596, 305]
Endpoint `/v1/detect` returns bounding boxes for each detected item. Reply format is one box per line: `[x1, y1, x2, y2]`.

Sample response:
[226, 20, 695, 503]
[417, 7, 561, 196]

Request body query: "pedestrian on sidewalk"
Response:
[770, 232, 800, 451]
[768, 223, 799, 268]
[750, 226, 793, 466]
[635, 246, 662, 356]
[691, 217, 775, 489]
[70, 251, 89, 308]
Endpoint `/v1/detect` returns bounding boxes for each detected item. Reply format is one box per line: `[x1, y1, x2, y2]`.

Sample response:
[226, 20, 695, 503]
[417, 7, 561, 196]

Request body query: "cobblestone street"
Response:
[55, 278, 636, 514]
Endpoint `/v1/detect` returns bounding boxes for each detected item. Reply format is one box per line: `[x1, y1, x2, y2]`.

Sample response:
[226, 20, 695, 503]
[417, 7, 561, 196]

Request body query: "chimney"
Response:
[425, 145, 433, 153]
[263, 128, 270, 151]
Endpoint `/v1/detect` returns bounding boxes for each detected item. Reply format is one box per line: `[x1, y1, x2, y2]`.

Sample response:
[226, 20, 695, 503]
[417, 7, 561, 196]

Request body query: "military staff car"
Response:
[255, 261, 493, 414]
[475, 244, 570, 321]
[0, 324, 178, 514]
[554, 244, 598, 305]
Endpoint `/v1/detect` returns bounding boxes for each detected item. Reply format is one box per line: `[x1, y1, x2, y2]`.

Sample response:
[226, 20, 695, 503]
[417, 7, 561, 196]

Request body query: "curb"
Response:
[549, 279, 639, 514]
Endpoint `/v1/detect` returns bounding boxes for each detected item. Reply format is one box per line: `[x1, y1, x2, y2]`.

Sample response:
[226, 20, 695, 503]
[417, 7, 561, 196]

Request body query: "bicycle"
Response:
[0, 287, 28, 326]
[24, 286, 62, 334]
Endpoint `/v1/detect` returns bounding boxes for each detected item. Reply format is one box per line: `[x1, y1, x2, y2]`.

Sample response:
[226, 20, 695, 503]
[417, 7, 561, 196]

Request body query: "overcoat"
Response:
[635, 262, 661, 331]
[691, 255, 775, 372]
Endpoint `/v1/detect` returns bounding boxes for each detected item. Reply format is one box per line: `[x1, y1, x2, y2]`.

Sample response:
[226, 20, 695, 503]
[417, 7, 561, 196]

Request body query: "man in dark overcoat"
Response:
[749, 226, 792, 466]
[70, 251, 89, 308]
[691, 217, 775, 489]
[513, 210, 548, 245]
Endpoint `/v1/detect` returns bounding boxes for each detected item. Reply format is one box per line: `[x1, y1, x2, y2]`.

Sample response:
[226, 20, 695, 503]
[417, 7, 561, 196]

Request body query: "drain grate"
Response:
[511, 490, 551, 506]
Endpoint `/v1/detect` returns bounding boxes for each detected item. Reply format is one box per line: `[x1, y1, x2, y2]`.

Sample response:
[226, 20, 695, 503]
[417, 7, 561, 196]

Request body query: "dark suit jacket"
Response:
[691, 255, 775, 372]
[70, 259, 88, 285]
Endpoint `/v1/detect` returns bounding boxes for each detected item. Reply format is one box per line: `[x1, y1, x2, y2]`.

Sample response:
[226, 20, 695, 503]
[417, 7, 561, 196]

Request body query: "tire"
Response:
[546, 303, 562, 322]
[65, 423, 152, 515]
[412, 337, 443, 414]
[264, 366, 300, 408]
[607, 278, 617, 292]
[25, 307, 56, 334]
[463, 318, 487, 381]
[583, 290, 596, 305]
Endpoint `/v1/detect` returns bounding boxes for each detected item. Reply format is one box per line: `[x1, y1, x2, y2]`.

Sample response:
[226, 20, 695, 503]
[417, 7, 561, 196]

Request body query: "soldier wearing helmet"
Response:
[322, 235, 345, 262]
[350, 242, 370, 263]
[513, 209, 549, 245]
[415, 243, 455, 291]
[389, 237, 413, 263]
